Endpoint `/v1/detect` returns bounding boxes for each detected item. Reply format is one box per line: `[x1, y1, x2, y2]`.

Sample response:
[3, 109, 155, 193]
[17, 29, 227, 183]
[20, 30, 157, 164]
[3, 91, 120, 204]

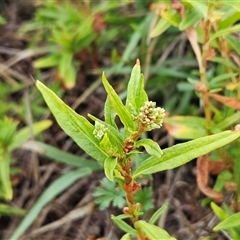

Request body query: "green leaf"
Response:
[93, 178, 125, 210]
[179, 9, 202, 30]
[0, 15, 6, 25]
[150, 18, 171, 38]
[211, 57, 239, 72]
[0, 153, 12, 201]
[186, 0, 208, 19]
[10, 168, 92, 240]
[111, 215, 138, 236]
[0, 204, 25, 216]
[102, 73, 133, 132]
[35, 141, 102, 171]
[134, 187, 154, 212]
[58, 51, 76, 89]
[135, 139, 162, 157]
[212, 113, 240, 132]
[161, 9, 180, 27]
[133, 129, 240, 178]
[104, 96, 118, 130]
[209, 24, 240, 43]
[126, 60, 148, 112]
[104, 157, 117, 181]
[88, 114, 123, 153]
[209, 72, 238, 86]
[10, 120, 52, 151]
[36, 81, 108, 163]
[226, 35, 240, 55]
[211, 202, 228, 221]
[33, 54, 59, 68]
[120, 233, 131, 240]
[134, 220, 176, 240]
[213, 212, 240, 231]
[164, 116, 207, 139]
[217, 1, 240, 12]
[149, 203, 169, 224]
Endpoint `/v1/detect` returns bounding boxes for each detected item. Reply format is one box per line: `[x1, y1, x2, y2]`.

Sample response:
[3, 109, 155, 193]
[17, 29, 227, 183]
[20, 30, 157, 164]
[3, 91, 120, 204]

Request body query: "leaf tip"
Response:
[136, 59, 140, 67]
[234, 124, 240, 131]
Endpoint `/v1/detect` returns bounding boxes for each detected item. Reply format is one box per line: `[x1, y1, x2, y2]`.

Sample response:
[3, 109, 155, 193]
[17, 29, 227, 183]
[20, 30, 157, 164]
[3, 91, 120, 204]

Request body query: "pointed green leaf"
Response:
[226, 35, 240, 55]
[0, 153, 12, 201]
[186, 0, 208, 18]
[213, 212, 240, 231]
[102, 73, 133, 131]
[135, 139, 162, 157]
[36, 81, 108, 163]
[34, 54, 59, 68]
[126, 60, 148, 112]
[36, 141, 102, 171]
[0, 204, 25, 216]
[58, 51, 76, 89]
[10, 120, 52, 151]
[111, 215, 137, 236]
[209, 24, 240, 43]
[104, 157, 117, 181]
[104, 96, 118, 129]
[211, 57, 239, 72]
[211, 202, 228, 221]
[210, 72, 238, 86]
[134, 220, 176, 240]
[149, 203, 169, 224]
[161, 9, 180, 27]
[179, 9, 202, 30]
[150, 18, 171, 38]
[217, 1, 240, 12]
[120, 233, 131, 240]
[133, 129, 240, 178]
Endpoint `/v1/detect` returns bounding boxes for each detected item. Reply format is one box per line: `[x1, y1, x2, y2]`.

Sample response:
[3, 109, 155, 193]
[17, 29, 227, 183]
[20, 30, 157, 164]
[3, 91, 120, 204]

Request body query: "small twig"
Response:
[72, 78, 101, 110]
[24, 202, 95, 238]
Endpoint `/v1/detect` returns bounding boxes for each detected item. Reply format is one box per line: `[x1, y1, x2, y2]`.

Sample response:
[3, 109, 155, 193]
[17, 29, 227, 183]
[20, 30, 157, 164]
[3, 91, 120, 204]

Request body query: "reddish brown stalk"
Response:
[197, 155, 224, 202]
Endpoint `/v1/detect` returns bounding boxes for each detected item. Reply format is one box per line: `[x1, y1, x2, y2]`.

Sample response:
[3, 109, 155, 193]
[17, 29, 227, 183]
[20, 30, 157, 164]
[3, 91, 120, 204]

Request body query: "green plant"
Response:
[19, 0, 126, 89]
[149, 0, 240, 237]
[0, 117, 51, 216]
[35, 60, 240, 239]
[0, 15, 6, 25]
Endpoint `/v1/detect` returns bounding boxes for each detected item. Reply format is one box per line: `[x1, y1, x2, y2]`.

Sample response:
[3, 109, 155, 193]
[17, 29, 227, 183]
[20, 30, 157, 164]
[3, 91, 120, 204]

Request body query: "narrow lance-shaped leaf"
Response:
[149, 203, 169, 224]
[102, 73, 133, 131]
[213, 212, 240, 231]
[126, 59, 148, 112]
[35, 141, 102, 171]
[104, 157, 117, 181]
[134, 220, 176, 240]
[135, 139, 162, 157]
[133, 129, 240, 178]
[36, 81, 108, 163]
[209, 24, 240, 43]
[111, 215, 137, 236]
[104, 96, 118, 130]
[10, 120, 52, 151]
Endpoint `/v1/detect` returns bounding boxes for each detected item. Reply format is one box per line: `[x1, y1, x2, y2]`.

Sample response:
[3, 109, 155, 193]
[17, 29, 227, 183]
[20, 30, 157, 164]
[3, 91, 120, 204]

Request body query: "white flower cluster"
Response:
[93, 121, 107, 140]
[138, 101, 165, 130]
